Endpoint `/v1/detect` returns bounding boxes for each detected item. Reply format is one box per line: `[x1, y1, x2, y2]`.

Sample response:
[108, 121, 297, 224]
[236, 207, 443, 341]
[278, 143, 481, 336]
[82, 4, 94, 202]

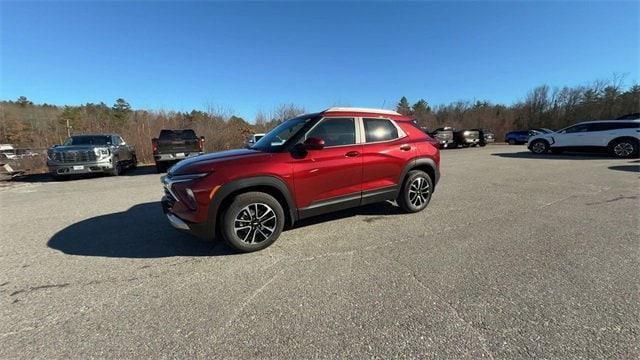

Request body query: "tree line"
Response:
[1, 77, 638, 164]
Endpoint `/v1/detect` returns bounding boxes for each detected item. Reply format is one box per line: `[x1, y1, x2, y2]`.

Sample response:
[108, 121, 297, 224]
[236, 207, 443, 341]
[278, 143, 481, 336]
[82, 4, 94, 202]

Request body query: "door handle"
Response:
[400, 144, 411, 151]
[345, 151, 360, 157]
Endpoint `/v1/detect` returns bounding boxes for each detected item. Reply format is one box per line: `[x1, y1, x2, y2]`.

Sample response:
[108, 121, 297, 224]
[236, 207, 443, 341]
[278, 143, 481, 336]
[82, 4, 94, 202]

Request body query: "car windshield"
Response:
[251, 115, 315, 151]
[63, 136, 111, 146]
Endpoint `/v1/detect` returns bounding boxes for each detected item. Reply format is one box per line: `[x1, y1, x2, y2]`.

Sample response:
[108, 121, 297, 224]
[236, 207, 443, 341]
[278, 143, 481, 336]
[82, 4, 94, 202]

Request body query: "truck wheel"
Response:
[109, 161, 121, 176]
[508, 139, 516, 145]
[155, 163, 165, 173]
[130, 155, 137, 169]
[398, 170, 433, 213]
[221, 192, 285, 252]
[609, 139, 638, 158]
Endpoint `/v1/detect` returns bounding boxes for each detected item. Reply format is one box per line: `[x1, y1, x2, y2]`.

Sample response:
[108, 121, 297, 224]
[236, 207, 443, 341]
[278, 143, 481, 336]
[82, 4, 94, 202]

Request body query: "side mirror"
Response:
[303, 137, 325, 150]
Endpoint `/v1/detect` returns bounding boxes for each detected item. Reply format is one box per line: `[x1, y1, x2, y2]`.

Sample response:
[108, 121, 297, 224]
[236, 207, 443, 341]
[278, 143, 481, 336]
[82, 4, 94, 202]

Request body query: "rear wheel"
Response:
[529, 139, 549, 154]
[221, 192, 285, 252]
[508, 139, 516, 145]
[155, 162, 165, 173]
[398, 170, 433, 213]
[609, 139, 638, 158]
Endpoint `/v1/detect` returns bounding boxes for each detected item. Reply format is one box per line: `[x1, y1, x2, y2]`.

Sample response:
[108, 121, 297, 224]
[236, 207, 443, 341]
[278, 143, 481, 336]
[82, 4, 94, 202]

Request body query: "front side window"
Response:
[252, 115, 314, 151]
[563, 124, 589, 133]
[363, 118, 399, 142]
[306, 117, 356, 147]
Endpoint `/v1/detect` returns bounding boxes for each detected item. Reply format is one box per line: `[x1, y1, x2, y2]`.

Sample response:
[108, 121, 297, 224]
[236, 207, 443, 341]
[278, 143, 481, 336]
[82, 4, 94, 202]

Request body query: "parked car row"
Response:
[425, 127, 495, 149]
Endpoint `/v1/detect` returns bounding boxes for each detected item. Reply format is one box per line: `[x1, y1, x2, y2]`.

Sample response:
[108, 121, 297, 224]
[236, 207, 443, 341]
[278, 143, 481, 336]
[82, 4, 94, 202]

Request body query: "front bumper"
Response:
[47, 159, 113, 175]
[161, 195, 213, 240]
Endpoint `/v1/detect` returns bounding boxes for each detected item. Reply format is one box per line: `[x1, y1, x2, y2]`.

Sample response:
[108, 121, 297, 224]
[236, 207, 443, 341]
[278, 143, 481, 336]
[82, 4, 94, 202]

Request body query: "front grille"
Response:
[53, 150, 97, 163]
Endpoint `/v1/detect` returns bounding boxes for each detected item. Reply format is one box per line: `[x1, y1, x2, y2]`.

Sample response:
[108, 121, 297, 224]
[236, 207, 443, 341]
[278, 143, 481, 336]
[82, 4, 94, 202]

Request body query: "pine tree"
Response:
[396, 96, 412, 115]
[412, 99, 431, 127]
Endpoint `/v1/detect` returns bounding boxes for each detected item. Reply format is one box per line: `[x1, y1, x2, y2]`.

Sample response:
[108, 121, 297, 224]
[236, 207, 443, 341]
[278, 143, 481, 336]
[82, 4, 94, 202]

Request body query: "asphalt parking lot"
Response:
[1, 146, 638, 359]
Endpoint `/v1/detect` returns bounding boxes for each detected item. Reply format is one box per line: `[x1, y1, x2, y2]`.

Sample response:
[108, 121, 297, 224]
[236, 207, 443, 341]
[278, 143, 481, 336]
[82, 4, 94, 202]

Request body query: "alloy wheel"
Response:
[531, 142, 546, 153]
[233, 203, 277, 244]
[408, 177, 430, 208]
[613, 142, 634, 157]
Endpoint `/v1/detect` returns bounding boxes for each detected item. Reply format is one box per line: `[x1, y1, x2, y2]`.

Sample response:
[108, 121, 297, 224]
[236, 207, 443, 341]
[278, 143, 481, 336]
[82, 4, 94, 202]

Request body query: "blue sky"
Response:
[2, 1, 638, 121]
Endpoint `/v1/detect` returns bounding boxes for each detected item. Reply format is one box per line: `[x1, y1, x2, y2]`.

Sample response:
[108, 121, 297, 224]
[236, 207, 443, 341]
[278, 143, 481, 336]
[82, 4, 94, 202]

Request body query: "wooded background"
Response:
[1, 77, 638, 165]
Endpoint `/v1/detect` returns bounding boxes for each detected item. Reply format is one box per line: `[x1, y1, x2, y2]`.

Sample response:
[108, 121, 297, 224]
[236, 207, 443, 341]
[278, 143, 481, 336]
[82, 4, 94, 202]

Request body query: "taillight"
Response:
[199, 137, 204, 152]
[152, 138, 158, 154]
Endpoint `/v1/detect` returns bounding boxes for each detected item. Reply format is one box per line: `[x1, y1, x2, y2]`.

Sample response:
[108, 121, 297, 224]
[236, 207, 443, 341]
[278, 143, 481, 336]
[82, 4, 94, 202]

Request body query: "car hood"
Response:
[50, 145, 108, 152]
[169, 148, 265, 175]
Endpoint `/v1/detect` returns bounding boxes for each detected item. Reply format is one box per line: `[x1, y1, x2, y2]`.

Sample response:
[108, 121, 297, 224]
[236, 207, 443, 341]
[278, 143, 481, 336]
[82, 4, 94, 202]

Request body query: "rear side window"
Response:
[363, 118, 399, 142]
[159, 130, 197, 141]
[307, 117, 356, 147]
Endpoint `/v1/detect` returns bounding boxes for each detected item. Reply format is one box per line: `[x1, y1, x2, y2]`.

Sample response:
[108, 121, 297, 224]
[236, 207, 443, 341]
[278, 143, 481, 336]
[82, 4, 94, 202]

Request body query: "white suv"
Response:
[528, 120, 639, 158]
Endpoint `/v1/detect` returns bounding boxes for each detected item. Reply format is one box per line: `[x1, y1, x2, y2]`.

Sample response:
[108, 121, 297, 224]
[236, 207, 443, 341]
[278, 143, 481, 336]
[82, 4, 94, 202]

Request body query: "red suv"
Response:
[162, 107, 440, 252]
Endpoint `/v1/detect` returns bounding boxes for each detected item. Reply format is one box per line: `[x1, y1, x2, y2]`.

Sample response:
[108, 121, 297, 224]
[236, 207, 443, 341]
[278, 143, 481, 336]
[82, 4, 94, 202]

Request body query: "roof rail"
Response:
[324, 107, 401, 116]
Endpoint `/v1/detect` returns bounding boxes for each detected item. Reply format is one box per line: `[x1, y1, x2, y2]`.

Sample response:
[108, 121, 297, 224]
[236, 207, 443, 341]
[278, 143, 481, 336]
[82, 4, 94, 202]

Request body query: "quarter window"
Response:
[363, 118, 399, 142]
[306, 117, 356, 147]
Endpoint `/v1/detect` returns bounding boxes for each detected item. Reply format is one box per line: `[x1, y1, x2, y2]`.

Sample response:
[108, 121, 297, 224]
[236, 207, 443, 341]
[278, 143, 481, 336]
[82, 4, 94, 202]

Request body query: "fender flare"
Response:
[398, 157, 440, 189]
[207, 175, 297, 233]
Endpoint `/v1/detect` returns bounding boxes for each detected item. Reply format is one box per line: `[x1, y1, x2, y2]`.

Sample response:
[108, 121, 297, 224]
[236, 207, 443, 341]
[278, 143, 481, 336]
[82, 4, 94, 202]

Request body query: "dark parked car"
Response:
[504, 130, 530, 145]
[453, 129, 481, 147]
[470, 129, 494, 146]
[428, 127, 456, 148]
[152, 129, 205, 173]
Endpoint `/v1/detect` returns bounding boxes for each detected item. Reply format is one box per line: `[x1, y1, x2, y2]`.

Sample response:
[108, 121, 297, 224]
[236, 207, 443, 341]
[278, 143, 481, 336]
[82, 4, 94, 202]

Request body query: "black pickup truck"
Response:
[152, 129, 204, 173]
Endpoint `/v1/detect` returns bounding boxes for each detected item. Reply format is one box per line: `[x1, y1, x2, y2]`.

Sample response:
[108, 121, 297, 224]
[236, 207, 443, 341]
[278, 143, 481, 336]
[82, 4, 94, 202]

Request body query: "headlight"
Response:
[94, 148, 111, 159]
[463, 131, 470, 135]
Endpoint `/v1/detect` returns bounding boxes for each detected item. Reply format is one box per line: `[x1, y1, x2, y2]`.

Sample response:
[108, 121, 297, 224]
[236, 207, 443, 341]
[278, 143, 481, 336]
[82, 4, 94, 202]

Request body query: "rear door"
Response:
[293, 117, 363, 212]
[360, 118, 414, 197]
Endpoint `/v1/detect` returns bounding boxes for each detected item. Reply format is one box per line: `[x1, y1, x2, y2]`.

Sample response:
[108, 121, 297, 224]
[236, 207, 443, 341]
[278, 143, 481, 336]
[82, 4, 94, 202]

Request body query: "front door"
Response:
[293, 117, 363, 216]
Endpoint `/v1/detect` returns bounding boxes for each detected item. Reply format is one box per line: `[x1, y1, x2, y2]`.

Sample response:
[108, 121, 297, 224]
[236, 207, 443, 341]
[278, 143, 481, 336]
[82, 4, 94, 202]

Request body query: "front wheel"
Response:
[221, 192, 285, 252]
[609, 139, 638, 158]
[398, 170, 433, 213]
[529, 140, 549, 154]
[108, 160, 121, 176]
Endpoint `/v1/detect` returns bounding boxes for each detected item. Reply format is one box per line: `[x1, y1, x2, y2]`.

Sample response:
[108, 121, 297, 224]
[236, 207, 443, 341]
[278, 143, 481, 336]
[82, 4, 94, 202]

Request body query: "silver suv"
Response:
[47, 134, 137, 179]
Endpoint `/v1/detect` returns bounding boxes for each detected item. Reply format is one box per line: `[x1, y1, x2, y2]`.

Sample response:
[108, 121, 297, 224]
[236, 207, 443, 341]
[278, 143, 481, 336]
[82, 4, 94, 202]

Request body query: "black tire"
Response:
[479, 143, 486, 147]
[130, 155, 137, 170]
[508, 139, 516, 145]
[108, 160, 121, 176]
[609, 138, 639, 158]
[221, 192, 285, 252]
[155, 163, 165, 173]
[529, 139, 549, 154]
[397, 170, 433, 213]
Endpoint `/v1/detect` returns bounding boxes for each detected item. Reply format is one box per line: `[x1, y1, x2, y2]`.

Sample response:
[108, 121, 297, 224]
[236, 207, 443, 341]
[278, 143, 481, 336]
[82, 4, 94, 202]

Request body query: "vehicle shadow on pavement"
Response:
[608, 165, 640, 173]
[11, 165, 158, 183]
[492, 152, 615, 160]
[47, 202, 236, 258]
[293, 201, 403, 229]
